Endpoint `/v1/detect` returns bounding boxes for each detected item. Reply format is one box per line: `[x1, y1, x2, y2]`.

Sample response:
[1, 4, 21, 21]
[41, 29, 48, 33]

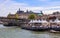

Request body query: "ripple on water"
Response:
[0, 24, 60, 38]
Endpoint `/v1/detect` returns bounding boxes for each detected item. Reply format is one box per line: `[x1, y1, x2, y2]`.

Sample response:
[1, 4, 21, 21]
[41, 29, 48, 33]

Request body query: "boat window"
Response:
[58, 19, 60, 20]
[52, 19, 55, 21]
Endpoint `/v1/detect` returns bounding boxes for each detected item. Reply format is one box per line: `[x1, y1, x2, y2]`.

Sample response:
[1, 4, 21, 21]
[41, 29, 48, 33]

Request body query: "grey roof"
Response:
[16, 9, 43, 15]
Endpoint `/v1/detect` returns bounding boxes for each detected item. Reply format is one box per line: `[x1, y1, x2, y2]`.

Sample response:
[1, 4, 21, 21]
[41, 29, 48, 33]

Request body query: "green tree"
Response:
[28, 14, 35, 20]
[15, 14, 19, 19]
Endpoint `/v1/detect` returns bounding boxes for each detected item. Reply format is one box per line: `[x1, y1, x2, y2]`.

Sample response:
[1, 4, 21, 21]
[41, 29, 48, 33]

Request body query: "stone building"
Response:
[7, 14, 16, 18]
[7, 8, 43, 19]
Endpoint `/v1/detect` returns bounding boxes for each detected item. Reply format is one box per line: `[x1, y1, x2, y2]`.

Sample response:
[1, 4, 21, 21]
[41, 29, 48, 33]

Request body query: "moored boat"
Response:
[21, 20, 49, 31]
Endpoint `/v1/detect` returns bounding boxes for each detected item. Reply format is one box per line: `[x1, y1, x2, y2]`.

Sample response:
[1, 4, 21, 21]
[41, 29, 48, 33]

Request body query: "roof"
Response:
[16, 9, 42, 15]
[29, 20, 48, 23]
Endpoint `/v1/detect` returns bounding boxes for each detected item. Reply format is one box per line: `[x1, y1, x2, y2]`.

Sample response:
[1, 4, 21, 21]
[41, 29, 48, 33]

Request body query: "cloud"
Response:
[0, 0, 60, 17]
[41, 6, 60, 14]
[0, 0, 28, 16]
[43, 10, 60, 14]
[0, 0, 44, 16]
[24, 6, 60, 14]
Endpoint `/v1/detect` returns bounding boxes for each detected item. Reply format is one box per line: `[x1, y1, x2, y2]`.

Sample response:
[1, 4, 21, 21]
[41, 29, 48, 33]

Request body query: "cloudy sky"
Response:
[0, 0, 60, 16]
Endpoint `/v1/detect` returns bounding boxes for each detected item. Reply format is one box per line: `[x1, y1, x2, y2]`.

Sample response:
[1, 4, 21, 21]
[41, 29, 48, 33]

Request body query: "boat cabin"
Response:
[28, 20, 48, 27]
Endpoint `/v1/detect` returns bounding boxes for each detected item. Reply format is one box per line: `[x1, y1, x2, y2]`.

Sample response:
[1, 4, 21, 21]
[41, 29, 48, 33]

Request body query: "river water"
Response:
[0, 24, 60, 38]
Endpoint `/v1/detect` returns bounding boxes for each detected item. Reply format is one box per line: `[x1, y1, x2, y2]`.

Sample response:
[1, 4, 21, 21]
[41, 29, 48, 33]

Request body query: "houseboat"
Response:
[49, 18, 60, 31]
[21, 19, 49, 31]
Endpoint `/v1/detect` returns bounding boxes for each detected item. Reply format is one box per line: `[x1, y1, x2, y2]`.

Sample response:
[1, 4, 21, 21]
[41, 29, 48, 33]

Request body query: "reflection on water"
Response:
[0, 24, 60, 38]
[0, 24, 6, 28]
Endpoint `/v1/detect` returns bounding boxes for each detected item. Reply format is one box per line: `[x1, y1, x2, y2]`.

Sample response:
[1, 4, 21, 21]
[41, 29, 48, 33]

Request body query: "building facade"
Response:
[7, 8, 43, 19]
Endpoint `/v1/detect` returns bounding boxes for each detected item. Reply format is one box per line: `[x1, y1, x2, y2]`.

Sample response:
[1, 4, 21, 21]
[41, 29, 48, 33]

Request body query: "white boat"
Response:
[29, 20, 48, 23]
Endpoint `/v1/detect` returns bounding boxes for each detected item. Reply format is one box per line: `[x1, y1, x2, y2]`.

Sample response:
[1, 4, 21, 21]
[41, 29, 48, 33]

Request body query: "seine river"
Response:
[0, 24, 60, 38]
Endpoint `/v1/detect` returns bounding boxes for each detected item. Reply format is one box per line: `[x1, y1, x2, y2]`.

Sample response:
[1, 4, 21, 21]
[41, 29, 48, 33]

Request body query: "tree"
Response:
[28, 14, 35, 20]
[15, 14, 19, 19]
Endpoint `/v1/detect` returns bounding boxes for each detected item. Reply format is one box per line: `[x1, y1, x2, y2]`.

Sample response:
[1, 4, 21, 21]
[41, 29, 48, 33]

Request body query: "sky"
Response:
[0, 0, 60, 16]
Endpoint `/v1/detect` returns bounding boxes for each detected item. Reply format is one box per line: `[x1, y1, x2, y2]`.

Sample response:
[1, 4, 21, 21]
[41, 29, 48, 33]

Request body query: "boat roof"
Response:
[29, 20, 48, 23]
